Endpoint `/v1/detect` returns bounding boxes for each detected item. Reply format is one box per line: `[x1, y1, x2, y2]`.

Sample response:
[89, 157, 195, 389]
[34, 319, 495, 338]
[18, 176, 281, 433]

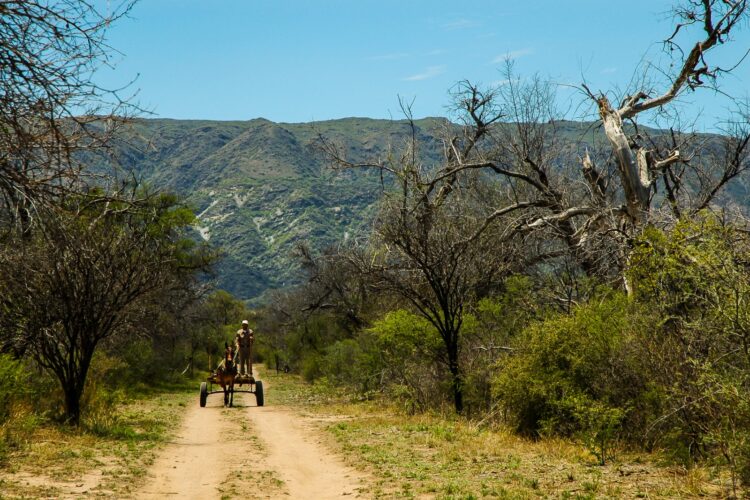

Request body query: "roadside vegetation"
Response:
[0, 285, 253, 481]
[0, 283, 255, 495]
[258, 2, 750, 496]
[1, 0, 750, 498]
[0, 1, 255, 489]
[0, 382, 193, 498]
[266, 369, 735, 499]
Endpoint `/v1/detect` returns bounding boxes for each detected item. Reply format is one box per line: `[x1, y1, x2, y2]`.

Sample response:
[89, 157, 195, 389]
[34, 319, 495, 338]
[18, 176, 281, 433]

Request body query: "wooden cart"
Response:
[199, 373, 264, 407]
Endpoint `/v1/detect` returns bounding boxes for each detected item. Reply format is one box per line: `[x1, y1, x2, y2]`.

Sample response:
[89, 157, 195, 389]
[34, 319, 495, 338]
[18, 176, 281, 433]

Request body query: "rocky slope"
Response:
[108, 117, 448, 301]
[105, 117, 748, 302]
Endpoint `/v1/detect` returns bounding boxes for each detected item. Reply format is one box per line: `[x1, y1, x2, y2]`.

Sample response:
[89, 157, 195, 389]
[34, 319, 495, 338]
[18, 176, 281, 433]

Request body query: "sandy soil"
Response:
[137, 398, 237, 498]
[245, 403, 365, 498]
[137, 369, 366, 499]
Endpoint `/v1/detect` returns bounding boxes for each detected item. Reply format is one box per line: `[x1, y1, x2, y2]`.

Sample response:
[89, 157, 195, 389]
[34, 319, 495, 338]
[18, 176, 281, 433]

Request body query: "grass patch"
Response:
[218, 467, 286, 500]
[216, 402, 286, 499]
[0, 390, 193, 498]
[263, 369, 735, 499]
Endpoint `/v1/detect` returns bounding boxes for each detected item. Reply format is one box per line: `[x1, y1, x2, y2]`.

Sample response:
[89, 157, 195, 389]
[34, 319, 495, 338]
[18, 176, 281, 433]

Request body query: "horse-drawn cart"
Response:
[199, 373, 264, 407]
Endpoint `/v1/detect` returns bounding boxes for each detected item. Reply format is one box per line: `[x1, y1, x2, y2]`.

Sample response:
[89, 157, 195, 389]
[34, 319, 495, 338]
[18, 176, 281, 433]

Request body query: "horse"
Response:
[215, 342, 237, 407]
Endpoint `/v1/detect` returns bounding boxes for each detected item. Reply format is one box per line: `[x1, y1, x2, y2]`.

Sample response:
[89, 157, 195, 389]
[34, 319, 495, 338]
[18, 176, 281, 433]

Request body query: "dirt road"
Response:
[137, 370, 366, 499]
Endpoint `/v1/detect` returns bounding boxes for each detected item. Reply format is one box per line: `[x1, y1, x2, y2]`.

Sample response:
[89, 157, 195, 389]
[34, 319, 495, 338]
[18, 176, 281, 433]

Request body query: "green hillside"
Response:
[106, 117, 450, 301]
[105, 117, 748, 302]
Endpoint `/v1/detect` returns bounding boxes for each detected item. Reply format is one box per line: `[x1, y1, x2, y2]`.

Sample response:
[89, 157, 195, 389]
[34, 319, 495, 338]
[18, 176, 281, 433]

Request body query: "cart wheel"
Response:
[200, 382, 208, 407]
[255, 380, 264, 407]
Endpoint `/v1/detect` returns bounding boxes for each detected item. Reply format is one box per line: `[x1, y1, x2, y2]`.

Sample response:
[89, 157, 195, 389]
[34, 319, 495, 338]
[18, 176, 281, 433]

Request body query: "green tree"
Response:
[320, 101, 532, 414]
[0, 193, 211, 424]
[628, 214, 750, 490]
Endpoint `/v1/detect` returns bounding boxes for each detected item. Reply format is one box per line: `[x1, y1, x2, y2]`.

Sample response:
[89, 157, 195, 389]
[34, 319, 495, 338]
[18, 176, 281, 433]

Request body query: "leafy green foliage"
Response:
[627, 214, 750, 488]
[461, 276, 540, 416]
[369, 310, 443, 359]
[628, 215, 739, 318]
[365, 310, 445, 411]
[0, 192, 213, 424]
[0, 355, 52, 464]
[0, 354, 24, 424]
[315, 310, 445, 410]
[492, 294, 650, 460]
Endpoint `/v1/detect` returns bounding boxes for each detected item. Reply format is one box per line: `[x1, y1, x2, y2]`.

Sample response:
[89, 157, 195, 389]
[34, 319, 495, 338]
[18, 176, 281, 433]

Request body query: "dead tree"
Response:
[441, 1, 750, 293]
[0, 0, 137, 231]
[319, 102, 536, 414]
[593, 0, 748, 223]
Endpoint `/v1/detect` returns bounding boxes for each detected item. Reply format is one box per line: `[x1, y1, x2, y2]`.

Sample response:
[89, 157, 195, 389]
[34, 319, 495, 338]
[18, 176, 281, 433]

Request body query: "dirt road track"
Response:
[245, 404, 364, 499]
[138, 370, 366, 499]
[137, 398, 235, 498]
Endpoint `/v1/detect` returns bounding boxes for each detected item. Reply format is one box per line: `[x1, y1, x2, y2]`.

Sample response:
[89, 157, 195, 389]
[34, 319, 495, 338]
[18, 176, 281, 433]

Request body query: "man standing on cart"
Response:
[235, 320, 254, 377]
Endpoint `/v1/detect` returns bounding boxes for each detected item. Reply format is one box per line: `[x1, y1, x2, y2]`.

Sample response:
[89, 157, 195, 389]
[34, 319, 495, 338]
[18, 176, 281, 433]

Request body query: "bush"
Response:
[367, 310, 447, 411]
[301, 353, 324, 383]
[101, 339, 158, 391]
[0, 354, 24, 424]
[282, 312, 352, 375]
[701, 371, 750, 494]
[573, 397, 626, 465]
[492, 293, 650, 455]
[628, 216, 750, 490]
[0, 354, 47, 463]
[315, 310, 447, 411]
[461, 276, 539, 416]
[321, 338, 379, 392]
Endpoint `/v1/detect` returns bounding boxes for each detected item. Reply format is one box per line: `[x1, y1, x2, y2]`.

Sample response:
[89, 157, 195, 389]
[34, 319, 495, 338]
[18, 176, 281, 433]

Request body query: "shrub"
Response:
[461, 276, 539, 416]
[322, 338, 382, 393]
[492, 293, 649, 455]
[628, 215, 750, 490]
[0, 354, 24, 424]
[321, 339, 364, 384]
[301, 353, 324, 383]
[315, 310, 447, 411]
[0, 354, 46, 463]
[367, 310, 447, 411]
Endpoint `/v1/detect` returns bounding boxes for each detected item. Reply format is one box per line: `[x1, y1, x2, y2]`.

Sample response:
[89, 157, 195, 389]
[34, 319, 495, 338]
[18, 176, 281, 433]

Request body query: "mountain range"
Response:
[107, 117, 748, 303]
[108, 117, 456, 302]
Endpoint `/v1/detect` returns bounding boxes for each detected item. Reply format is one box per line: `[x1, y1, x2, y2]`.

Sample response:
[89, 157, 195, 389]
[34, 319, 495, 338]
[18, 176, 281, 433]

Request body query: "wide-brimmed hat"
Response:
[241, 320, 249, 325]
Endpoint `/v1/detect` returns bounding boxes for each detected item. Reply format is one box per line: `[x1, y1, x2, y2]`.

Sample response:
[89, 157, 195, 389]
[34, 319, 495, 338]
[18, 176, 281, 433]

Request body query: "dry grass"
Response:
[215, 406, 287, 500]
[1, 370, 737, 499]
[265, 370, 735, 499]
[0, 392, 192, 498]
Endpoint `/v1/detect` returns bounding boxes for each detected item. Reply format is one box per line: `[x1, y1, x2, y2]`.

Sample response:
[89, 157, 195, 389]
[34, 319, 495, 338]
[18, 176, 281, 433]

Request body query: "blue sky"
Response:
[98, 0, 750, 129]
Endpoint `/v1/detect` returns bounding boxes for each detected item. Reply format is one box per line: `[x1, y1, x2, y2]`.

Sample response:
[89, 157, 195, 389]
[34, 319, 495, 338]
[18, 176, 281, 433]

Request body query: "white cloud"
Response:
[403, 65, 447, 81]
[491, 48, 533, 64]
[368, 52, 410, 61]
[369, 50, 445, 61]
[443, 18, 478, 30]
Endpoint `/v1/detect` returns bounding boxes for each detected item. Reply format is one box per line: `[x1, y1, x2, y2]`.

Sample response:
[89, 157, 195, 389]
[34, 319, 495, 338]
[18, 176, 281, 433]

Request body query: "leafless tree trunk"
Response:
[589, 0, 749, 225]
[319, 102, 535, 413]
